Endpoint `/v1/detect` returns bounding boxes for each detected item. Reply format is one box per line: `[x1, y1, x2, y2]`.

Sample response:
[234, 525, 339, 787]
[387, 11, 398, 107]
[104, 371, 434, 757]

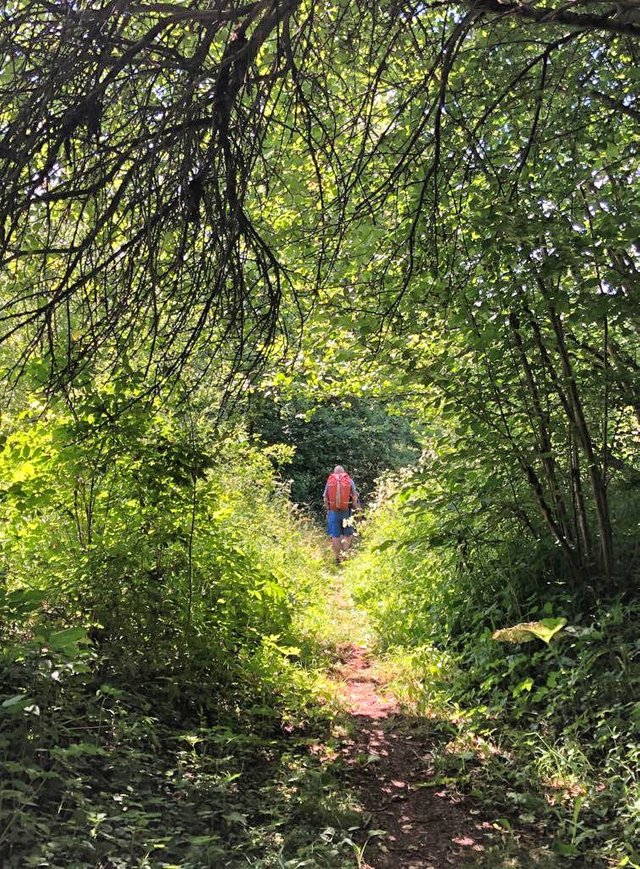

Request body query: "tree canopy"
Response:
[2, 0, 639, 387]
[2, 0, 639, 585]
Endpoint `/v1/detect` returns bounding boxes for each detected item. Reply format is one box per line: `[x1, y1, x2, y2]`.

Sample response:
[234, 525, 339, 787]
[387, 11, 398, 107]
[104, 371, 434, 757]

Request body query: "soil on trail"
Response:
[330, 641, 490, 868]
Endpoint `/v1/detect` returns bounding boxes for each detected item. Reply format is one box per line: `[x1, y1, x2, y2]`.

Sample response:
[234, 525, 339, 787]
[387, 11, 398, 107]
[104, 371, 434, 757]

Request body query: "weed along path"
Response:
[322, 574, 491, 868]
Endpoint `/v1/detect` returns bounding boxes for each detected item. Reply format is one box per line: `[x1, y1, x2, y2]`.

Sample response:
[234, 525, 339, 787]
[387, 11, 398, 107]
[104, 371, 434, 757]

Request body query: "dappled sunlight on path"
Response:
[333, 642, 399, 719]
[312, 575, 500, 869]
[329, 639, 489, 867]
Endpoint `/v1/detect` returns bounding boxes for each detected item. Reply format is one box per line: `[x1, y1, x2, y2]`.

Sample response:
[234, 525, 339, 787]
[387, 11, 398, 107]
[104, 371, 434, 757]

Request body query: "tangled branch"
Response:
[0, 0, 637, 389]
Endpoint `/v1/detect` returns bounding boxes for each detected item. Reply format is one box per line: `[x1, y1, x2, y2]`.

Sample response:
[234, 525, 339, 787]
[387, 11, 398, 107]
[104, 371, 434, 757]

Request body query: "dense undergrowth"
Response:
[0, 390, 365, 868]
[349, 475, 640, 868]
[2, 382, 639, 868]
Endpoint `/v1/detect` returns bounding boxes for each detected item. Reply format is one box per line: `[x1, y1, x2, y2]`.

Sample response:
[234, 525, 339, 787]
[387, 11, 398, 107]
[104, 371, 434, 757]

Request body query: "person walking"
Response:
[323, 465, 361, 564]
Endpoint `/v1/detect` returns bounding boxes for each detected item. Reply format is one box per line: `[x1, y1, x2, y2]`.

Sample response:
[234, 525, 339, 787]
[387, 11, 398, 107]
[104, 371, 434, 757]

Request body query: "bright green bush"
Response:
[0, 383, 347, 867]
[0, 388, 326, 691]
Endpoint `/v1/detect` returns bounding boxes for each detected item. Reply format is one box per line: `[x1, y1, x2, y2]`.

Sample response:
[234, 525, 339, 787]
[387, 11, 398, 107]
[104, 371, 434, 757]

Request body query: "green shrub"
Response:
[350, 473, 640, 866]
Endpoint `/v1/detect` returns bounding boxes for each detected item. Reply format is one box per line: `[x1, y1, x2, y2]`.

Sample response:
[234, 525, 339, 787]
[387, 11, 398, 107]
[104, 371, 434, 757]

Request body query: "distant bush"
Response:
[248, 394, 420, 514]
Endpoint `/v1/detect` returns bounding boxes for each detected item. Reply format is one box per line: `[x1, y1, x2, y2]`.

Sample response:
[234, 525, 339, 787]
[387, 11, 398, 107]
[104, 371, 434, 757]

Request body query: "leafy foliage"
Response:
[349, 472, 640, 866]
[1, 1, 640, 865]
[492, 619, 567, 646]
[0, 376, 369, 866]
[249, 393, 420, 513]
[2, 0, 640, 392]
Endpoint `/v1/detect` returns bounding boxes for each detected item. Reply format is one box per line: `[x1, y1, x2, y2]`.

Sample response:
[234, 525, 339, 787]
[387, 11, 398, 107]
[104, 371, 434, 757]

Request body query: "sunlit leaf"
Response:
[492, 618, 567, 646]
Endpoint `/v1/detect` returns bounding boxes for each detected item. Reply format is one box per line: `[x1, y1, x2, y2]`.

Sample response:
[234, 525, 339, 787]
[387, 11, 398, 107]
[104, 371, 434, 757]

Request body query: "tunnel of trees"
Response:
[0, 2, 639, 866]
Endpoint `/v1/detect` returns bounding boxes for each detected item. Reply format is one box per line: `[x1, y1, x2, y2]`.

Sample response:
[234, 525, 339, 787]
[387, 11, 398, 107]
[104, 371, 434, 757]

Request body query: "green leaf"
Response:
[492, 618, 567, 646]
[513, 677, 534, 697]
[0, 588, 46, 617]
[553, 841, 580, 857]
[1, 694, 34, 712]
[46, 627, 89, 651]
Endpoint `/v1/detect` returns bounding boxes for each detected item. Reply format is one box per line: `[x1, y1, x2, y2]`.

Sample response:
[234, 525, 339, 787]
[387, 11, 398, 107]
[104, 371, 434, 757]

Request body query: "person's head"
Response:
[333, 465, 345, 474]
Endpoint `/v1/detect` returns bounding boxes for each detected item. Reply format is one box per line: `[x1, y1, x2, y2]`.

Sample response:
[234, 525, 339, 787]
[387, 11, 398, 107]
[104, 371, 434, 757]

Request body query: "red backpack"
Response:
[326, 472, 352, 510]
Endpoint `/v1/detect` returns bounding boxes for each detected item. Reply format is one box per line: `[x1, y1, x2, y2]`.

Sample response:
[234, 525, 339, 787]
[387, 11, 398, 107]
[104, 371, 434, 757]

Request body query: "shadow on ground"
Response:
[323, 642, 563, 869]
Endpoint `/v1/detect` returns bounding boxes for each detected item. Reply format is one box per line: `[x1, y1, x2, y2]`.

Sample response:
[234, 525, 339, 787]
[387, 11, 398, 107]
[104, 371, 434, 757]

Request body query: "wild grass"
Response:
[346, 478, 640, 868]
[0, 411, 364, 867]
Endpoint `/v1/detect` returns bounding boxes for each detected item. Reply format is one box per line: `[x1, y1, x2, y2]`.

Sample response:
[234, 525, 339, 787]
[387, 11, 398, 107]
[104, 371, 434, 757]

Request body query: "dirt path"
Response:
[329, 641, 490, 868]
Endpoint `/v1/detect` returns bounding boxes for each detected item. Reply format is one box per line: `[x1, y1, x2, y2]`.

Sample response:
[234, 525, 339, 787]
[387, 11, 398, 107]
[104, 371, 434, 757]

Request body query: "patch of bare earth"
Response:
[330, 642, 490, 868]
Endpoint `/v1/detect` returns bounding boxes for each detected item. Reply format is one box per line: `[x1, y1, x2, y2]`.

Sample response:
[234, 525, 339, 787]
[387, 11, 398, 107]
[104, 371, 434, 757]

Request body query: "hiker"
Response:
[323, 465, 361, 564]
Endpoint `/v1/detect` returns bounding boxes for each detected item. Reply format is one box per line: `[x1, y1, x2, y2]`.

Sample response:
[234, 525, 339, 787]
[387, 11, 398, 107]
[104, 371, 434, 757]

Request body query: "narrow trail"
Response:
[324, 576, 491, 868]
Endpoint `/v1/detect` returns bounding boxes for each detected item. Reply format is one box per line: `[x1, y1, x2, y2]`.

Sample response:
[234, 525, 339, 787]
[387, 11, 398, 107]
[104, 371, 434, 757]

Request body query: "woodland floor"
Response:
[314, 570, 562, 869]
[330, 641, 489, 867]
[0, 565, 567, 868]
